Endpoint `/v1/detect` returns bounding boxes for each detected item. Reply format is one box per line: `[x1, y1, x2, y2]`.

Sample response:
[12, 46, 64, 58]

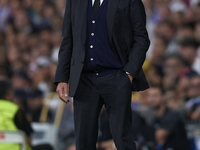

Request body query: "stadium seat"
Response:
[31, 122, 58, 148]
[0, 130, 27, 150]
[31, 92, 69, 148]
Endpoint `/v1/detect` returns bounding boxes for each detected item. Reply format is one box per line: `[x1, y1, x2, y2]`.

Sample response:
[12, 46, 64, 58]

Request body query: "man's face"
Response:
[156, 23, 173, 40]
[27, 96, 43, 110]
[178, 46, 196, 63]
[177, 28, 194, 40]
[152, 37, 167, 58]
[189, 76, 200, 97]
[164, 57, 183, 75]
[12, 76, 29, 89]
[147, 88, 163, 109]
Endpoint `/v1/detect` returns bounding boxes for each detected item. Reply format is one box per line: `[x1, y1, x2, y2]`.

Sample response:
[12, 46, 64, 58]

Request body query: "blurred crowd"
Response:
[143, 0, 200, 121]
[0, 0, 200, 150]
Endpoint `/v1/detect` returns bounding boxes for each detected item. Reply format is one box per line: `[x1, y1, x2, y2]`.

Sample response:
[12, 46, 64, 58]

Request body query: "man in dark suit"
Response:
[54, 0, 150, 149]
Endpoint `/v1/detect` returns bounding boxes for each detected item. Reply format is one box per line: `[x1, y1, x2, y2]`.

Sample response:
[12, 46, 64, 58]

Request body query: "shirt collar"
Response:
[92, 0, 104, 6]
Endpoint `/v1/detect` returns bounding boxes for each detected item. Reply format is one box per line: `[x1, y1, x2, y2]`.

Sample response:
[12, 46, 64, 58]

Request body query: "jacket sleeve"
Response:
[123, 0, 150, 78]
[54, 0, 73, 85]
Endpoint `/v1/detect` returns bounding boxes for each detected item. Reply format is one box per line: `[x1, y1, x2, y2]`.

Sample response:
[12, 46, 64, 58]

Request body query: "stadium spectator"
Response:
[0, 79, 53, 150]
[12, 69, 31, 90]
[33, 56, 52, 96]
[13, 89, 27, 110]
[147, 85, 190, 150]
[186, 75, 200, 120]
[155, 20, 176, 54]
[178, 37, 200, 74]
[176, 22, 195, 40]
[26, 88, 52, 122]
[163, 54, 197, 77]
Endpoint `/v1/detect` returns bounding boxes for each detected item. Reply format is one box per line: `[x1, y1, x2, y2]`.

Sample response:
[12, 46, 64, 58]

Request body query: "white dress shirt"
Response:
[92, 0, 104, 6]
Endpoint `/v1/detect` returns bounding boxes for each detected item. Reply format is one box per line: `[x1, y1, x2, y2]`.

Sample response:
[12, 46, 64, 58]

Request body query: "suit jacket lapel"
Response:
[107, 0, 120, 44]
[79, 0, 89, 45]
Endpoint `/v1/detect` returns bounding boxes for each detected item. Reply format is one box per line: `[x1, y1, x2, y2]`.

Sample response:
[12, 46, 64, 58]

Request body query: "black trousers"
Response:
[73, 69, 136, 150]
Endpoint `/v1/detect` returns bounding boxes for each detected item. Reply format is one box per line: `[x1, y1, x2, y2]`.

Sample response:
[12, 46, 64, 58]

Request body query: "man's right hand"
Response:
[56, 82, 69, 103]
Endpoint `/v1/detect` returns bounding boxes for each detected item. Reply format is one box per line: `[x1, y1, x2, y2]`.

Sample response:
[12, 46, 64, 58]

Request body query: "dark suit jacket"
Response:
[54, 0, 150, 97]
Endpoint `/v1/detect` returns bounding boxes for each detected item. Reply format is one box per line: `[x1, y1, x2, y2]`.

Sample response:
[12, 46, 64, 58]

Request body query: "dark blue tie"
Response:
[93, 0, 100, 15]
